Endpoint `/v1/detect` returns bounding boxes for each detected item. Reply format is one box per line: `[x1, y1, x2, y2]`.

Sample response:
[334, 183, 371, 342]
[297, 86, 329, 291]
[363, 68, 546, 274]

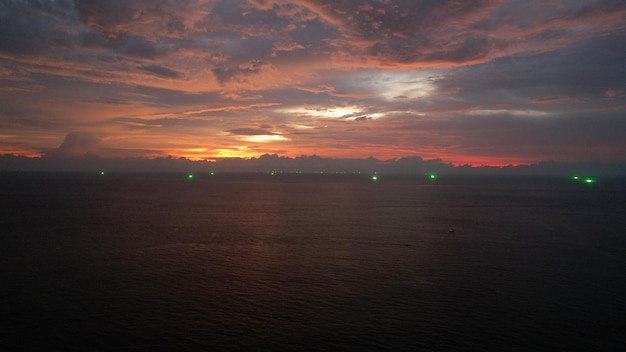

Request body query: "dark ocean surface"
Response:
[1, 173, 625, 351]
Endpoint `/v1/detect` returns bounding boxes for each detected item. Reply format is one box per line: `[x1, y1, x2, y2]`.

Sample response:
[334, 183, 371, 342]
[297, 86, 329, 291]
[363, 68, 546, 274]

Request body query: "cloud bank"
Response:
[1, 0, 625, 166]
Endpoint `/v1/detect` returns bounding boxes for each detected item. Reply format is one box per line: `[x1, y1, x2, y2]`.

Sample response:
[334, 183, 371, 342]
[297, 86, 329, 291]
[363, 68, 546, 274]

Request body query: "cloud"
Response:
[227, 128, 275, 136]
[604, 89, 621, 99]
[75, 0, 212, 39]
[80, 98, 132, 105]
[211, 60, 274, 84]
[181, 102, 281, 115]
[299, 0, 626, 68]
[272, 39, 304, 53]
[46, 132, 104, 157]
[79, 30, 160, 59]
[0, 0, 78, 55]
[430, 34, 626, 113]
[531, 96, 571, 105]
[295, 84, 372, 98]
[1, 0, 625, 165]
[138, 65, 182, 79]
[386, 110, 626, 163]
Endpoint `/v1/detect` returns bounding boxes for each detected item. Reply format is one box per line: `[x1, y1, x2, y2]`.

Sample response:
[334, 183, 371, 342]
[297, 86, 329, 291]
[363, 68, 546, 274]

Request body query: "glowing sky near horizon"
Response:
[1, 0, 625, 166]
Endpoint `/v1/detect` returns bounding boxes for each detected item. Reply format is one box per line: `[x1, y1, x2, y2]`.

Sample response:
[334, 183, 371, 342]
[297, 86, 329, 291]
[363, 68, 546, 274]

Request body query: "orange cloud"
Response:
[1, 0, 625, 165]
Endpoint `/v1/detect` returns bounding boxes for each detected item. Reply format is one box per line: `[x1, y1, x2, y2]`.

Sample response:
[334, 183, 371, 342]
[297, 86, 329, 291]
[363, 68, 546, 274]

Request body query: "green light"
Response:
[572, 175, 579, 180]
[100, 171, 105, 175]
[429, 173, 437, 179]
[187, 173, 194, 179]
[584, 178, 595, 183]
[210, 171, 215, 176]
[371, 175, 378, 181]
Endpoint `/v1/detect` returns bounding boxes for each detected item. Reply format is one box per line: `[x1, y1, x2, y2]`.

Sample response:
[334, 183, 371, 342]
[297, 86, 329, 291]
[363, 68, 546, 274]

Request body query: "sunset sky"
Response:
[1, 0, 625, 166]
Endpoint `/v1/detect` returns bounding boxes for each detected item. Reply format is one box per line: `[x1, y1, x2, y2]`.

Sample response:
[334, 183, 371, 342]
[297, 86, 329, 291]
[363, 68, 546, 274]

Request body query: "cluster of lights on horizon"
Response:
[572, 175, 596, 184]
[97, 170, 601, 185]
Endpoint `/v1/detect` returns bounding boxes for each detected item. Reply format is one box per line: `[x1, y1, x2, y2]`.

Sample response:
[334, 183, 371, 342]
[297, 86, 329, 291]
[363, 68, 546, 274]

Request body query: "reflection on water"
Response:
[1, 173, 625, 350]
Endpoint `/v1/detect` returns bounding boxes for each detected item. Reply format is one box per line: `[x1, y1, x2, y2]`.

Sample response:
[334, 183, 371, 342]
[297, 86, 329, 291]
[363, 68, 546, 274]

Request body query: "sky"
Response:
[1, 0, 625, 167]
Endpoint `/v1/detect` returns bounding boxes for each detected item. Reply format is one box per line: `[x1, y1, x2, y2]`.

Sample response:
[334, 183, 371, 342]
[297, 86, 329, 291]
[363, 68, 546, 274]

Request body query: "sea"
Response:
[1, 172, 625, 351]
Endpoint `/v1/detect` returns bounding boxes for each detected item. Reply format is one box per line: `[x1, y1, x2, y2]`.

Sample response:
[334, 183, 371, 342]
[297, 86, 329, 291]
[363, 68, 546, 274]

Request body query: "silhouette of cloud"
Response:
[227, 128, 275, 136]
[46, 132, 104, 157]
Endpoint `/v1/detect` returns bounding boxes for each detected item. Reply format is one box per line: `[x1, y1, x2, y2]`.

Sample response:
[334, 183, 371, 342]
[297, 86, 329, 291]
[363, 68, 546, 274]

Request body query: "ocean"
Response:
[1, 173, 625, 351]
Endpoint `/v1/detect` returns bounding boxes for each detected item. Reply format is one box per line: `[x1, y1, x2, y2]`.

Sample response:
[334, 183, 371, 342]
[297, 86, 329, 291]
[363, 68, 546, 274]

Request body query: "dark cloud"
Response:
[46, 132, 103, 157]
[389, 110, 626, 163]
[75, 0, 138, 36]
[116, 35, 160, 59]
[429, 33, 626, 112]
[75, 0, 196, 39]
[227, 128, 275, 136]
[79, 30, 160, 59]
[0, 0, 78, 54]
[139, 65, 182, 79]
[307, 0, 626, 67]
[211, 60, 272, 84]
[5, 151, 625, 175]
[114, 116, 219, 130]
[201, 0, 298, 37]
[79, 98, 132, 105]
[299, 0, 506, 65]
[127, 86, 222, 107]
[113, 117, 164, 129]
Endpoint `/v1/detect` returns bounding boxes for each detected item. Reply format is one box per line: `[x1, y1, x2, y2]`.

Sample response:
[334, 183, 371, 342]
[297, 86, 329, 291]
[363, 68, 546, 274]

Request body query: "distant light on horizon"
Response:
[188, 173, 194, 179]
[572, 175, 596, 183]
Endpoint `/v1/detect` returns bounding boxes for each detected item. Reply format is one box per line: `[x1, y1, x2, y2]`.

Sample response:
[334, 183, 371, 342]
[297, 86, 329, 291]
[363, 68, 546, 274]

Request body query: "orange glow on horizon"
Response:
[172, 146, 537, 167]
[0, 142, 592, 169]
[0, 149, 44, 158]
